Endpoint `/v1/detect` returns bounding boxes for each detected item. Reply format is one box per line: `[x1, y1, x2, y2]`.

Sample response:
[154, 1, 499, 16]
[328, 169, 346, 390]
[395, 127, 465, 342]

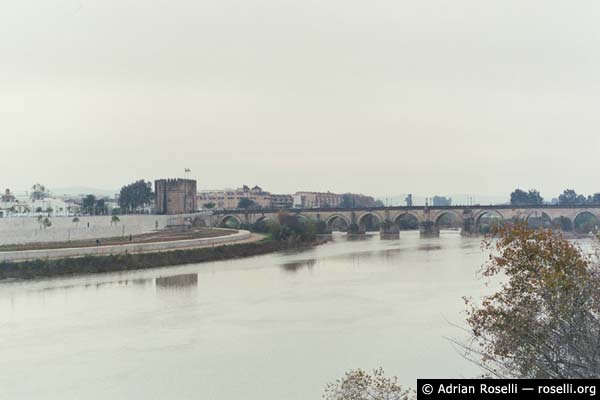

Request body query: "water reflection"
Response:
[155, 273, 198, 289]
[417, 244, 442, 252]
[0, 231, 495, 400]
[34, 277, 154, 293]
[280, 259, 317, 272]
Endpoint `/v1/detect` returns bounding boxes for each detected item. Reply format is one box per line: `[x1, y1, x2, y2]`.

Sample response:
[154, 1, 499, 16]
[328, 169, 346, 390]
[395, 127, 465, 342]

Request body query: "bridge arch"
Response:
[433, 211, 462, 228]
[325, 214, 351, 232]
[525, 211, 552, 229]
[295, 214, 310, 224]
[393, 212, 421, 230]
[573, 211, 600, 233]
[255, 215, 275, 223]
[357, 212, 382, 232]
[218, 215, 243, 228]
[253, 215, 276, 232]
[473, 210, 504, 234]
[474, 210, 504, 226]
[552, 216, 573, 232]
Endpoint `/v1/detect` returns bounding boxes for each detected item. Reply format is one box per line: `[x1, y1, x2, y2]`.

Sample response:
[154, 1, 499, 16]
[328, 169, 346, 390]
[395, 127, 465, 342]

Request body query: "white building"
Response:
[0, 190, 81, 218]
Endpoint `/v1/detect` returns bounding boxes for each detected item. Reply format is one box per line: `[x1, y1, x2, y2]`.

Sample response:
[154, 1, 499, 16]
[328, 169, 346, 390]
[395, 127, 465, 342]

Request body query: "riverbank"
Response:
[0, 238, 323, 280]
[0, 227, 234, 252]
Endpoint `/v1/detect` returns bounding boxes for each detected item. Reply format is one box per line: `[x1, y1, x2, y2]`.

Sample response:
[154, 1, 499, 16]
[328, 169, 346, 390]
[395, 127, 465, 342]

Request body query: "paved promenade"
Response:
[0, 230, 256, 263]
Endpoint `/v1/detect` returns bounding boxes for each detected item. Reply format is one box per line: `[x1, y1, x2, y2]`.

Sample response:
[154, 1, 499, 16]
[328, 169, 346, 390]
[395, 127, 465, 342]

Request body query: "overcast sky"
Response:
[2, 0, 600, 199]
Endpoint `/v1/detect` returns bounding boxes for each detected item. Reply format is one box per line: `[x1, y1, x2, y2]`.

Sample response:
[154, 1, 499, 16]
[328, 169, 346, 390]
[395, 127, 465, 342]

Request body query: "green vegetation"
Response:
[396, 214, 419, 230]
[510, 188, 543, 205]
[118, 179, 153, 213]
[242, 212, 318, 242]
[339, 194, 355, 208]
[510, 188, 600, 206]
[42, 217, 52, 229]
[237, 197, 258, 210]
[558, 189, 600, 205]
[552, 216, 573, 232]
[82, 194, 108, 215]
[35, 215, 51, 229]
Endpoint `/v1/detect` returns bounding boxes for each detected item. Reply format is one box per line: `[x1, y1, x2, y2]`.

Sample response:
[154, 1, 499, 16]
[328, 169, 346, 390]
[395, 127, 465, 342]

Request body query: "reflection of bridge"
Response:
[205, 205, 600, 237]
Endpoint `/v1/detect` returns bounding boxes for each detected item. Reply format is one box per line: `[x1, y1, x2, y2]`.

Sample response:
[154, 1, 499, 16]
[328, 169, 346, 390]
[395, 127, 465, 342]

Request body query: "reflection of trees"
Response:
[280, 259, 317, 272]
[156, 274, 198, 289]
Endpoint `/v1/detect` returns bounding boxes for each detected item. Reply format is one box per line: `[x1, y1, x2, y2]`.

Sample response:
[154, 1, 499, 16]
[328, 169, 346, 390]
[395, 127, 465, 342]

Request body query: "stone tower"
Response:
[154, 179, 197, 215]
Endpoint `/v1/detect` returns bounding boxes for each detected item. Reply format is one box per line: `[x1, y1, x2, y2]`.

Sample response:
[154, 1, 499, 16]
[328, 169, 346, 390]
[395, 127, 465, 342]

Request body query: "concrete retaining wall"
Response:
[0, 212, 213, 246]
[0, 230, 252, 262]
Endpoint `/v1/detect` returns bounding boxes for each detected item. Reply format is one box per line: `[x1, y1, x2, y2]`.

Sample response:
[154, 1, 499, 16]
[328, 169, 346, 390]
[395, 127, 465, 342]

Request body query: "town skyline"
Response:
[3, 177, 598, 206]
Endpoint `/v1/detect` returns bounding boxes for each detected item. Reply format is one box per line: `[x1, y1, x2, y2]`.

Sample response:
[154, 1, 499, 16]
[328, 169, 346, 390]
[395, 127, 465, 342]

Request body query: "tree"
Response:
[111, 215, 120, 225]
[118, 180, 153, 213]
[46, 207, 53, 216]
[526, 189, 543, 205]
[510, 188, 543, 205]
[204, 202, 216, 209]
[510, 189, 529, 205]
[237, 197, 257, 210]
[95, 198, 107, 215]
[558, 189, 584, 205]
[30, 183, 49, 200]
[265, 212, 317, 242]
[315, 220, 328, 234]
[82, 194, 96, 215]
[72, 217, 80, 227]
[42, 217, 52, 229]
[589, 193, 600, 205]
[340, 194, 355, 208]
[323, 368, 415, 400]
[463, 224, 600, 378]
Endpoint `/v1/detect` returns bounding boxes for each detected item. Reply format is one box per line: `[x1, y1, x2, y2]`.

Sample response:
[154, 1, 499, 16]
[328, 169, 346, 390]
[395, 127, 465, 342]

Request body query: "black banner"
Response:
[417, 379, 599, 399]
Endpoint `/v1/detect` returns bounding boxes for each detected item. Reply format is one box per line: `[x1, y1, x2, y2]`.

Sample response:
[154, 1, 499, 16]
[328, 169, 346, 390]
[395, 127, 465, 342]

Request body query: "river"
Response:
[0, 230, 495, 399]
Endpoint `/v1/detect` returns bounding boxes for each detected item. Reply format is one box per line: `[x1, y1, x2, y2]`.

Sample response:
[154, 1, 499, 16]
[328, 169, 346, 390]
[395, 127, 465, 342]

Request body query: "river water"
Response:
[0, 230, 495, 399]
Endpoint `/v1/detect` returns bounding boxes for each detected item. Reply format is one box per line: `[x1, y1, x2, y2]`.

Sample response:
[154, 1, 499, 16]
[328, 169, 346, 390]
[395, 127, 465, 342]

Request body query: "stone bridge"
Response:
[203, 205, 600, 237]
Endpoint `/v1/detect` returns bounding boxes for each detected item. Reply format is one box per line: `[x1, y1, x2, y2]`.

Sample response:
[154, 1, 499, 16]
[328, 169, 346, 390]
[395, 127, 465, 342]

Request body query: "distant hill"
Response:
[51, 186, 118, 197]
